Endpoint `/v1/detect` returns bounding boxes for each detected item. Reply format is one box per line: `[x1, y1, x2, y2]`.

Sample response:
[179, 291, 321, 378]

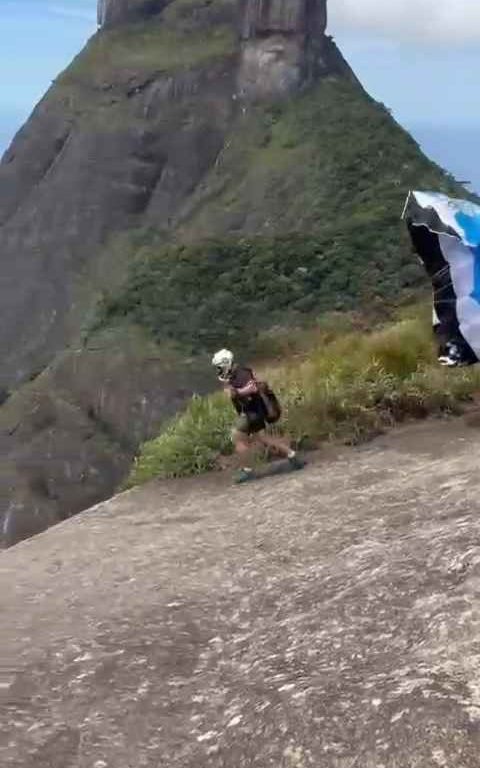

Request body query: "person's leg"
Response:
[231, 429, 258, 482]
[230, 414, 257, 481]
[232, 428, 252, 461]
[217, 430, 250, 471]
[257, 430, 304, 467]
[231, 413, 279, 481]
[257, 431, 293, 458]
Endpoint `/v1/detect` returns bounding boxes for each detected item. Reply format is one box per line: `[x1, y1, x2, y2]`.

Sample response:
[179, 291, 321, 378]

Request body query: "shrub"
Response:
[126, 315, 480, 486]
[126, 392, 233, 486]
[89, 78, 472, 356]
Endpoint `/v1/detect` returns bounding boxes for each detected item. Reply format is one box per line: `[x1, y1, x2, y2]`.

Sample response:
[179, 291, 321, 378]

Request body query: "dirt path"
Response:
[2, 416, 480, 767]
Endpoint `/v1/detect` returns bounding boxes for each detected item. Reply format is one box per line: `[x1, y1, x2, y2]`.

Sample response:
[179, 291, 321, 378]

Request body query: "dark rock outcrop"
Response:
[98, 0, 168, 27]
[238, 0, 331, 98]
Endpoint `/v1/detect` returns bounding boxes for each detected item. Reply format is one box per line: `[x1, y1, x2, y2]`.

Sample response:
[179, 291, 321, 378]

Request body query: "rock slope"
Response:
[2, 418, 480, 766]
[0, 0, 462, 545]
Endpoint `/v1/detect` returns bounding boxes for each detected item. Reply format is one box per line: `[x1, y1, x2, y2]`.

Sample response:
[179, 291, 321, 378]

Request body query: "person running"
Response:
[211, 348, 304, 483]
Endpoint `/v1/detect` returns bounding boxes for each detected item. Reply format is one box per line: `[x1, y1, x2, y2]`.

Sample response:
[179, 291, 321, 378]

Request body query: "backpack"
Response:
[257, 381, 282, 424]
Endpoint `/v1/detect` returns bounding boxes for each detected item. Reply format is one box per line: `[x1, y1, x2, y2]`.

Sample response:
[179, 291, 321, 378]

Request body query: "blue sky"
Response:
[0, 0, 96, 147]
[1, 0, 479, 188]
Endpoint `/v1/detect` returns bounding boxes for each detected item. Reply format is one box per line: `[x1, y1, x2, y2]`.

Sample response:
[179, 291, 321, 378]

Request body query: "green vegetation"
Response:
[126, 311, 480, 487]
[59, 12, 236, 87]
[64, 53, 479, 491]
[126, 392, 233, 485]
[91, 79, 468, 352]
[178, 79, 465, 237]
[92, 233, 422, 353]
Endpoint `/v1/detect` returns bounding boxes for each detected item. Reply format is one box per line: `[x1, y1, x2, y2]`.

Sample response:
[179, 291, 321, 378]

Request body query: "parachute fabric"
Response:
[403, 190, 480, 367]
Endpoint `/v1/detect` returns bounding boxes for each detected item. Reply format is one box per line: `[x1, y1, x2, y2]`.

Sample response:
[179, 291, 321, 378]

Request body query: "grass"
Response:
[90, 233, 420, 354]
[59, 14, 236, 87]
[126, 392, 234, 486]
[125, 311, 480, 487]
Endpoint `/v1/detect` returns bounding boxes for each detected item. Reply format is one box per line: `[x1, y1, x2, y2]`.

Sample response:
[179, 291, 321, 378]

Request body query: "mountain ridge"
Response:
[0, 0, 468, 546]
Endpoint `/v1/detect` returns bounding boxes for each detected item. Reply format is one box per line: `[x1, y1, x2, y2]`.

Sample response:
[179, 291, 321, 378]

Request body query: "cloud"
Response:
[328, 0, 480, 44]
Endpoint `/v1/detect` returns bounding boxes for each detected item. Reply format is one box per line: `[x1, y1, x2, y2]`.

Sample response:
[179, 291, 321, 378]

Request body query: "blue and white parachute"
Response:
[403, 190, 480, 367]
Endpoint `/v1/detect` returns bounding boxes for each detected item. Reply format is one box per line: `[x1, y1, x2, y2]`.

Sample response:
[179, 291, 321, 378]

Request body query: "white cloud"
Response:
[329, 0, 480, 44]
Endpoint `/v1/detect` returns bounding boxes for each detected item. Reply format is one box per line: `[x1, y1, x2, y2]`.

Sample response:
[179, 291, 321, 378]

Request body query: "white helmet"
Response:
[212, 349, 234, 381]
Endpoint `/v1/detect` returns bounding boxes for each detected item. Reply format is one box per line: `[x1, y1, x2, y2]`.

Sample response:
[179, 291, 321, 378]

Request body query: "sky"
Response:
[0, 0, 479, 189]
[0, 0, 96, 146]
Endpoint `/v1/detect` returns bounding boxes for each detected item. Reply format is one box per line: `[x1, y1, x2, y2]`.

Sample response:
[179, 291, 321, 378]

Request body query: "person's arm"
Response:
[232, 369, 258, 397]
[235, 380, 258, 397]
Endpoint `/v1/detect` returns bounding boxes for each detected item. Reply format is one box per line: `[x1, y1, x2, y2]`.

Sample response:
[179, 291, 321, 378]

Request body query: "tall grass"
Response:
[127, 393, 234, 487]
[126, 316, 480, 487]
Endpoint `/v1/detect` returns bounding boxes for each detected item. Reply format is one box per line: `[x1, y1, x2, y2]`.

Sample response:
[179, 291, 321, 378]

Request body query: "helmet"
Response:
[212, 349, 234, 381]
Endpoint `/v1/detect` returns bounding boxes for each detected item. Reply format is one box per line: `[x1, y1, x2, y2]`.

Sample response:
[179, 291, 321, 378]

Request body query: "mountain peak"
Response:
[96, 0, 339, 99]
[97, 0, 166, 28]
[98, 0, 327, 33]
[0, 0, 461, 545]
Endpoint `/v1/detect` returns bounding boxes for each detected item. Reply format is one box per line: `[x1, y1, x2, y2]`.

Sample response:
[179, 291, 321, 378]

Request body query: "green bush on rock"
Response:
[125, 314, 480, 487]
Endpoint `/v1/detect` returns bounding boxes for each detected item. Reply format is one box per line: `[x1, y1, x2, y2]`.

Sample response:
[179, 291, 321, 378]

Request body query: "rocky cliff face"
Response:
[98, 0, 168, 27]
[0, 0, 359, 546]
[0, 0, 344, 393]
[99, 0, 326, 34]
[0, 0, 456, 546]
[238, 0, 329, 97]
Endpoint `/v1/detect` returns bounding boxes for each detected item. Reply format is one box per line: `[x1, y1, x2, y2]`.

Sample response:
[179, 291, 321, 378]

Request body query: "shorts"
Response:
[234, 412, 266, 436]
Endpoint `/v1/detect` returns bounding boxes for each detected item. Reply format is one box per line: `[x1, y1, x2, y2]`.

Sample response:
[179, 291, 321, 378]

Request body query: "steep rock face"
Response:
[0, 334, 213, 547]
[238, 0, 329, 98]
[0, 0, 339, 392]
[98, 0, 168, 27]
[0, 0, 344, 544]
[99, 0, 327, 32]
[0, 0, 454, 547]
[0, 60, 237, 391]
